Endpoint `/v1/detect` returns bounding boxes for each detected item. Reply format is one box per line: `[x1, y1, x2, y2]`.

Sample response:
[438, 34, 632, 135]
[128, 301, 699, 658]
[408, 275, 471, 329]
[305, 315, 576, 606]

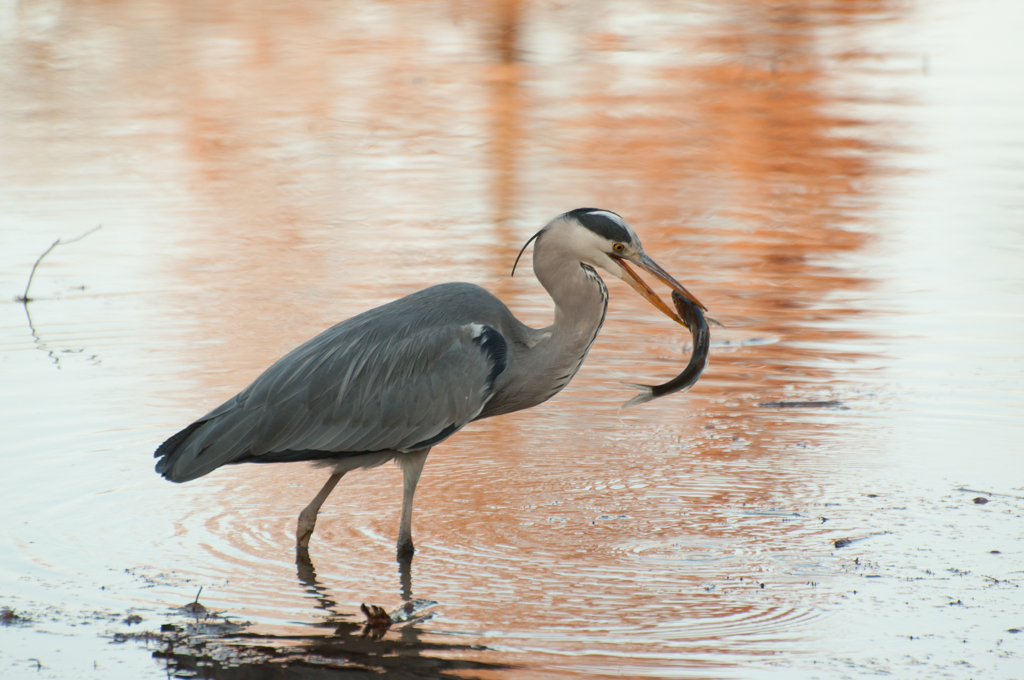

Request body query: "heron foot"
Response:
[297, 510, 318, 550]
[295, 546, 316, 585]
[396, 538, 416, 559]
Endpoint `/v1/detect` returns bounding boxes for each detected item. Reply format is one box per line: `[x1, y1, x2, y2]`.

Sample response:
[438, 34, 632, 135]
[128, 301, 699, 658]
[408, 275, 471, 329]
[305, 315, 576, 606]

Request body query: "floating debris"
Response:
[710, 336, 778, 349]
[956, 486, 1024, 501]
[834, 532, 893, 550]
[758, 400, 846, 409]
[360, 603, 392, 640]
[1, 607, 29, 625]
[390, 598, 439, 625]
[177, 587, 208, 618]
[111, 630, 164, 644]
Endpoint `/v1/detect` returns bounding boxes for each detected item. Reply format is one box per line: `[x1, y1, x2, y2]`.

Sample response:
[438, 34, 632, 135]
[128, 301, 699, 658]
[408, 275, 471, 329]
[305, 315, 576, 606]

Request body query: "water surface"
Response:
[2, 0, 1023, 678]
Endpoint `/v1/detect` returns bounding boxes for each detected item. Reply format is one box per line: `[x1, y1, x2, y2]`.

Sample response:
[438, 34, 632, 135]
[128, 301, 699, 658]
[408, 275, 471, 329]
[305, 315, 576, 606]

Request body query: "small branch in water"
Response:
[981, 575, 1016, 586]
[956, 487, 1024, 501]
[15, 225, 102, 303]
[179, 586, 208, 619]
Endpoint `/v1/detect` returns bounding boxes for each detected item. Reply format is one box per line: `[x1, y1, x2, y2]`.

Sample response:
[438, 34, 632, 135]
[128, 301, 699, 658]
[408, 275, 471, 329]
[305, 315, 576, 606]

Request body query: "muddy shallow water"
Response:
[2, 0, 1023, 678]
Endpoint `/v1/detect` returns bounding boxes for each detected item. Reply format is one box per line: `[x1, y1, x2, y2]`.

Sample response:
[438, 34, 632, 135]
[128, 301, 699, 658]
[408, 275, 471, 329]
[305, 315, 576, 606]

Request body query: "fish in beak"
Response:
[611, 253, 707, 328]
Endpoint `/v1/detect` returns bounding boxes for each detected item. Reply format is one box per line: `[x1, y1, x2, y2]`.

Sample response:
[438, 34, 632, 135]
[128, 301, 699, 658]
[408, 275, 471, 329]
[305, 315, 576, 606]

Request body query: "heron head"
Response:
[571, 208, 707, 325]
[513, 208, 705, 326]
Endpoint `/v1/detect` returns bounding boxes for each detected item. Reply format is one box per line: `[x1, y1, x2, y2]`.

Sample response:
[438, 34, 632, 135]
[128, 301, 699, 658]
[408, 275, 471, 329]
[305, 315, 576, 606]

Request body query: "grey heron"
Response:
[155, 208, 705, 557]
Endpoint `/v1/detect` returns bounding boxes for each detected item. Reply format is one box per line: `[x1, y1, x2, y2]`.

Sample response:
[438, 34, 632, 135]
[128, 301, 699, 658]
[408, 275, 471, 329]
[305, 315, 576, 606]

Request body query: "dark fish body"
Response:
[623, 291, 710, 408]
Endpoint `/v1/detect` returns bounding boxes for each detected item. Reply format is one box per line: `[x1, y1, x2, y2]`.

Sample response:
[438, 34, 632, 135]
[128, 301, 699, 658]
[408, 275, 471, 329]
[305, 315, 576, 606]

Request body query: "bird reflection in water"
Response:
[294, 546, 431, 640]
[153, 550, 508, 678]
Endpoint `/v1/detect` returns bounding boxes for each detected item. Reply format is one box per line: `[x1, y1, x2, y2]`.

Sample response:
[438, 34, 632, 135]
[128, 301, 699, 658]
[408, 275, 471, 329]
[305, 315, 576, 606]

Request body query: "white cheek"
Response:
[589, 251, 624, 280]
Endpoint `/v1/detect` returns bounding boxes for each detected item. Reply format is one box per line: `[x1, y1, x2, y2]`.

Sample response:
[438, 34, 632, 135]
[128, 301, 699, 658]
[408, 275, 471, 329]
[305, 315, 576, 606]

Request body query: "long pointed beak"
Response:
[612, 253, 707, 328]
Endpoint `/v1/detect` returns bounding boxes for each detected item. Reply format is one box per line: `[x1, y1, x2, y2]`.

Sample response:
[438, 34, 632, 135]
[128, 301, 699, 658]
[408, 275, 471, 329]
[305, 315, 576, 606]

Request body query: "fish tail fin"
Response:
[621, 382, 656, 409]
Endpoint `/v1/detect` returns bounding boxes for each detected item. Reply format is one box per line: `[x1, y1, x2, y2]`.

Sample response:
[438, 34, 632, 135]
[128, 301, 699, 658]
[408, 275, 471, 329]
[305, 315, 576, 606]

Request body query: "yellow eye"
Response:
[613, 243, 625, 253]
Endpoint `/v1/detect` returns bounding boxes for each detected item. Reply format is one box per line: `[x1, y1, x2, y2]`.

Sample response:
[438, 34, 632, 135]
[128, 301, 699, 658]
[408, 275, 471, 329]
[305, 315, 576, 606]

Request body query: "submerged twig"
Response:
[177, 586, 209, 619]
[15, 225, 102, 303]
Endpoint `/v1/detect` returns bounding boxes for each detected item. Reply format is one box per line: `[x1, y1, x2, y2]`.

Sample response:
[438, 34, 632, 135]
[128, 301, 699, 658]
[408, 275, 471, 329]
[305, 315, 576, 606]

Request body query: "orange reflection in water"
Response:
[5, 0, 906, 674]
[159, 0, 900, 672]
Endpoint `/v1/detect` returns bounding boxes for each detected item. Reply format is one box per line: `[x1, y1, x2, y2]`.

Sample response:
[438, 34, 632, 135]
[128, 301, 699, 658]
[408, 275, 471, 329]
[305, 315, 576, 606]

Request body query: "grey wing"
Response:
[155, 320, 508, 482]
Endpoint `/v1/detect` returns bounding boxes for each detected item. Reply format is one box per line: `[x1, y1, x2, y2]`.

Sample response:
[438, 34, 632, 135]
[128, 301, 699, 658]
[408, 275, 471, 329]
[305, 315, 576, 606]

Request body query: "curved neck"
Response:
[479, 231, 610, 418]
[531, 233, 609, 379]
[537, 259, 608, 346]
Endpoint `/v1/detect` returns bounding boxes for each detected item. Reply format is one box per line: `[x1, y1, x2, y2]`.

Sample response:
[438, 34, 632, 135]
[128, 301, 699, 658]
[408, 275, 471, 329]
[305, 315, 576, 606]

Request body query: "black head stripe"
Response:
[564, 208, 631, 244]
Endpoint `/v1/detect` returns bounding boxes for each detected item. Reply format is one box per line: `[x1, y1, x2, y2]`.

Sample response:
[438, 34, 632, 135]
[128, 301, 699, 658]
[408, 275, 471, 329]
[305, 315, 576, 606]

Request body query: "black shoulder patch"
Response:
[564, 208, 630, 244]
[473, 325, 508, 393]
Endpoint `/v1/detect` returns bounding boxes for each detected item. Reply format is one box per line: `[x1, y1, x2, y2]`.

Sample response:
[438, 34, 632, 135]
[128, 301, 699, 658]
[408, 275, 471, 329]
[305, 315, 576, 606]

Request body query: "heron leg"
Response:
[297, 472, 344, 550]
[396, 449, 430, 557]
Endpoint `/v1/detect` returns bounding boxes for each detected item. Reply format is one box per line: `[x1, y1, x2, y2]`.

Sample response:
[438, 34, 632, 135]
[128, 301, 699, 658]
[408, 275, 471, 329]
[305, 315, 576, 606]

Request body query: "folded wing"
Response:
[155, 309, 508, 482]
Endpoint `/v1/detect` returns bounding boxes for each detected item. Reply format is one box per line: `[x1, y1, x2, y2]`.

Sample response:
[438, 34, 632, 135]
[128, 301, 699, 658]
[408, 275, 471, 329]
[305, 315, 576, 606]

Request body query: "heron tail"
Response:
[154, 421, 207, 482]
[154, 406, 256, 482]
